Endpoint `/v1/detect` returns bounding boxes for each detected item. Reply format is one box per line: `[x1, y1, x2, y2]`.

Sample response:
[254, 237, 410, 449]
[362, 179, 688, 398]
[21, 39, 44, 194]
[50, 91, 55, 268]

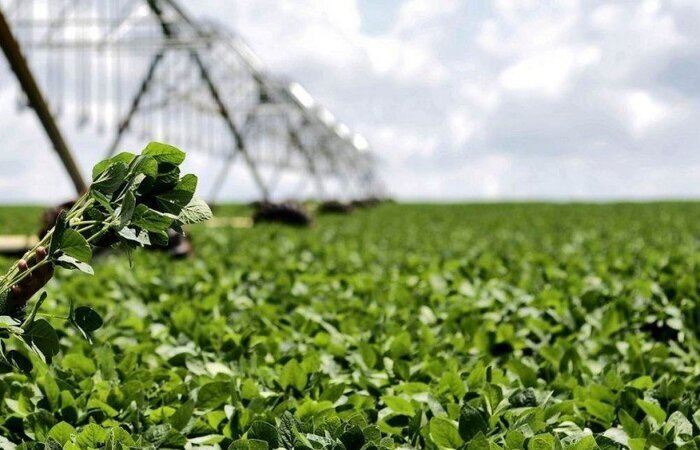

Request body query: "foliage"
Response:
[0, 206, 43, 235]
[0, 142, 211, 367]
[0, 203, 698, 449]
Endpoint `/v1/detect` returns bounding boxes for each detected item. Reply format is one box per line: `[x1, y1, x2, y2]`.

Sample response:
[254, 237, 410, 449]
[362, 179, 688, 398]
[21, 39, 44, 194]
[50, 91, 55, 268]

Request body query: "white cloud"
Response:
[499, 46, 600, 97]
[448, 110, 477, 146]
[370, 125, 439, 162]
[2, 0, 700, 201]
[625, 90, 669, 136]
[590, 4, 624, 30]
[395, 0, 459, 31]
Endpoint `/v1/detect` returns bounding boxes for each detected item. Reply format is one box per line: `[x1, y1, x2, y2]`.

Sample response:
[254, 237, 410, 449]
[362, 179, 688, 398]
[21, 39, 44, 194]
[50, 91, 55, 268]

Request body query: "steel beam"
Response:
[0, 6, 87, 194]
[148, 0, 270, 201]
[106, 49, 165, 157]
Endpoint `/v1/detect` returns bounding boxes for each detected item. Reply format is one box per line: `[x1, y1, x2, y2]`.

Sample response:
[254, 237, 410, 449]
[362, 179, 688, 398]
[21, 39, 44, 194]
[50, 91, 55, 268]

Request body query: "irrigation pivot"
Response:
[0, 0, 382, 202]
[0, 7, 86, 194]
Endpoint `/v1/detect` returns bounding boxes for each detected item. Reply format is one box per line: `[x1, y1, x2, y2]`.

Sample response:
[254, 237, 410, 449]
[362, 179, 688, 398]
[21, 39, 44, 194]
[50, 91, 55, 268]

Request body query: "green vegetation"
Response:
[0, 142, 211, 374]
[0, 206, 43, 235]
[0, 203, 698, 449]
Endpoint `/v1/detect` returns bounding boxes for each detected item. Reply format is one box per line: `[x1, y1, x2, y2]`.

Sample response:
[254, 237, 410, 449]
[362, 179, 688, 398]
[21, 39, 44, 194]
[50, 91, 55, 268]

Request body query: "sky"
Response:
[1, 0, 700, 202]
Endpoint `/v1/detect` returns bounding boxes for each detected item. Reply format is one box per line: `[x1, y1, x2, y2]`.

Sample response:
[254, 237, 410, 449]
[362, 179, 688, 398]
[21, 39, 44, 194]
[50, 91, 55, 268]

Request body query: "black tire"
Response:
[252, 202, 312, 227]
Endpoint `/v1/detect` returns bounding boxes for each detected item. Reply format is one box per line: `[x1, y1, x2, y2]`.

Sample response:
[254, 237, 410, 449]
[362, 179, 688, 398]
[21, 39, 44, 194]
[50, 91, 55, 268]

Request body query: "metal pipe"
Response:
[148, 0, 270, 201]
[0, 5, 87, 194]
[105, 49, 165, 157]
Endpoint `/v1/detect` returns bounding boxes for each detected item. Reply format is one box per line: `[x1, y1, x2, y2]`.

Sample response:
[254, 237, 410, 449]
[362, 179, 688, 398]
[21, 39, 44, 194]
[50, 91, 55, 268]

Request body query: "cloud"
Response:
[1, 0, 700, 202]
[624, 90, 670, 136]
[499, 46, 600, 97]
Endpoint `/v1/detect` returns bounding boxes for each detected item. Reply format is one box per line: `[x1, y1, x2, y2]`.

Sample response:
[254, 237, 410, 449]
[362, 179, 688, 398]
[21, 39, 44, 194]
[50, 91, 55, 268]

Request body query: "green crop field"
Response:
[0, 203, 698, 449]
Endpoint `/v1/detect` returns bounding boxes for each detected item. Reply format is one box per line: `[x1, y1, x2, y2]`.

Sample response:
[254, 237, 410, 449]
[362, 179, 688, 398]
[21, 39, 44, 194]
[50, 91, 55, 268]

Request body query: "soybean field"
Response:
[0, 203, 699, 449]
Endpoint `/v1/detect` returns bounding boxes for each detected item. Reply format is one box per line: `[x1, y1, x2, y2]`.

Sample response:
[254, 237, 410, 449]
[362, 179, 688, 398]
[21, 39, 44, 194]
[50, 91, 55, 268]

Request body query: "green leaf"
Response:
[48, 210, 68, 257]
[505, 430, 526, 450]
[169, 399, 195, 431]
[228, 439, 269, 450]
[0, 436, 17, 450]
[92, 152, 135, 179]
[38, 373, 60, 410]
[89, 190, 114, 213]
[76, 423, 107, 448]
[62, 353, 96, 376]
[155, 174, 198, 215]
[6, 350, 32, 373]
[628, 438, 646, 450]
[106, 426, 136, 447]
[132, 204, 174, 233]
[247, 421, 279, 449]
[197, 381, 231, 409]
[73, 306, 103, 332]
[92, 161, 128, 194]
[466, 433, 491, 450]
[177, 196, 213, 225]
[528, 433, 556, 450]
[636, 399, 667, 424]
[430, 416, 463, 449]
[116, 191, 136, 230]
[278, 412, 298, 449]
[459, 404, 489, 443]
[664, 411, 693, 442]
[55, 255, 94, 275]
[585, 399, 615, 424]
[118, 227, 151, 246]
[143, 142, 186, 166]
[59, 229, 92, 263]
[87, 398, 118, 418]
[628, 376, 654, 390]
[340, 425, 365, 450]
[129, 154, 158, 180]
[0, 314, 20, 330]
[508, 360, 538, 388]
[152, 166, 181, 190]
[23, 319, 60, 362]
[0, 291, 10, 319]
[565, 434, 598, 450]
[147, 230, 169, 247]
[619, 409, 642, 438]
[601, 428, 629, 448]
[279, 359, 307, 391]
[47, 422, 77, 445]
[382, 395, 415, 416]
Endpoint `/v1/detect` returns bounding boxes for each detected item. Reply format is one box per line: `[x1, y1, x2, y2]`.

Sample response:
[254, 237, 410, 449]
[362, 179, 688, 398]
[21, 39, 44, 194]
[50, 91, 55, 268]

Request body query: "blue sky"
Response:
[1, 0, 700, 202]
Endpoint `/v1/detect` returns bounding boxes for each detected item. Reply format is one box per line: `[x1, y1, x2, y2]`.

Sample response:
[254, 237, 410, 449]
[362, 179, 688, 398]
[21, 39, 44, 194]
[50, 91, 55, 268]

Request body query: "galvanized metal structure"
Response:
[0, 0, 380, 201]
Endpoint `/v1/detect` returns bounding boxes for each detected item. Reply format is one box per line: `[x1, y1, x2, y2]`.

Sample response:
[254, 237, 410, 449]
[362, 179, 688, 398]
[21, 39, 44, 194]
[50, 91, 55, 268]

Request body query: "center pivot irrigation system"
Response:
[0, 0, 382, 203]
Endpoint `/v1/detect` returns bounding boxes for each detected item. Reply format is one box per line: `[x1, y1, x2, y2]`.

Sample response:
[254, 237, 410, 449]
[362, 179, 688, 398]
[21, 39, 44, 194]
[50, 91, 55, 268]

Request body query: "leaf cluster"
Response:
[0, 142, 211, 365]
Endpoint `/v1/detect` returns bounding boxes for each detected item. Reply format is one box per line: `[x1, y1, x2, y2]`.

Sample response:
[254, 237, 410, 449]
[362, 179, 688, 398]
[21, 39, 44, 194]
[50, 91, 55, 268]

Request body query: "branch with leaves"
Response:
[0, 142, 212, 366]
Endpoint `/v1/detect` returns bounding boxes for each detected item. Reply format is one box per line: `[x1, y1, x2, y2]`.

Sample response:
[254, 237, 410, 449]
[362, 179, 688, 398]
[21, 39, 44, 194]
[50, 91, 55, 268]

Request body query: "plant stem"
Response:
[0, 231, 52, 289]
[0, 193, 94, 295]
[36, 313, 69, 320]
[87, 225, 112, 244]
[21, 292, 47, 329]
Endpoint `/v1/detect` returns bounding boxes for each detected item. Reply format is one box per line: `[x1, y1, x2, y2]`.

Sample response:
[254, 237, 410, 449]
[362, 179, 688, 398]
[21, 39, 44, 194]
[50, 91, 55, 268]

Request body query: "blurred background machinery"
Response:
[0, 0, 382, 204]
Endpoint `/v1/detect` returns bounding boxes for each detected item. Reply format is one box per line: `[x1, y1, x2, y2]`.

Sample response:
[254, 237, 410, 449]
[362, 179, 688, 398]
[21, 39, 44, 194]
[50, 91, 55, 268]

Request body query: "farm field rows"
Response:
[0, 203, 699, 449]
